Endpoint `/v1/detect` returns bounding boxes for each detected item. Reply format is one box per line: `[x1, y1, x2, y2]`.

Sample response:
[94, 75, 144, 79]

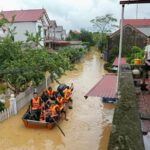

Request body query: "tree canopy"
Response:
[90, 14, 118, 33]
[0, 15, 87, 94]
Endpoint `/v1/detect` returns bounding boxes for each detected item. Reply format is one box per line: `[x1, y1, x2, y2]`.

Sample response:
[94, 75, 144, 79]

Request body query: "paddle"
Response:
[51, 117, 65, 137]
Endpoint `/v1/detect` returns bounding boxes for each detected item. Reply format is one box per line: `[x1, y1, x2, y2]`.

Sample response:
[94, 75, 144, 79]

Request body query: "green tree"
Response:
[90, 14, 118, 33]
[79, 29, 95, 46]
[68, 30, 80, 41]
[90, 14, 118, 51]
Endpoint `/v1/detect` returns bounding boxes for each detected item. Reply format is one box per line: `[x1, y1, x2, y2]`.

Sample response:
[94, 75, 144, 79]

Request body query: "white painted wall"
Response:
[35, 20, 44, 46]
[9, 16, 50, 46]
[10, 22, 36, 42]
[55, 31, 62, 40]
[49, 27, 55, 40]
[0, 28, 7, 38]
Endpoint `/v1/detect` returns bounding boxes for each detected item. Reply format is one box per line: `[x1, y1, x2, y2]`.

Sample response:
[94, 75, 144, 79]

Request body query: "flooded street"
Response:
[0, 50, 114, 150]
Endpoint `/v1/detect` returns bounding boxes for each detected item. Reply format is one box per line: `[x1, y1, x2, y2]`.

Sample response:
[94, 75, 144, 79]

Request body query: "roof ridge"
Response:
[1, 8, 45, 12]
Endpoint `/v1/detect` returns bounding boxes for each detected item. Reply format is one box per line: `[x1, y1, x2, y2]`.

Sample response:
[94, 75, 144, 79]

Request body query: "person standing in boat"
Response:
[64, 83, 74, 103]
[144, 36, 150, 92]
[56, 93, 68, 121]
[29, 92, 43, 120]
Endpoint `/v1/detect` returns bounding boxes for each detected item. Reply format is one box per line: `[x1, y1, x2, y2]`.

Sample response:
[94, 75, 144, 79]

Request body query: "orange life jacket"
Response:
[57, 97, 64, 111]
[32, 97, 41, 110]
[57, 97, 64, 104]
[64, 89, 71, 101]
[47, 89, 54, 97]
[59, 104, 64, 111]
[50, 104, 60, 117]
[40, 111, 45, 121]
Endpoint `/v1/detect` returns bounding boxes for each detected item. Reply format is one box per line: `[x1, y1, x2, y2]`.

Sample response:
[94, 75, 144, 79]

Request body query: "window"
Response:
[38, 26, 41, 36]
[44, 29, 47, 37]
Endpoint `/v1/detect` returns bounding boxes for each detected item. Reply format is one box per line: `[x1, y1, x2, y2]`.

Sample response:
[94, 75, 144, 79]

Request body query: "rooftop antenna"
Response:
[42, 0, 45, 9]
[136, 4, 138, 19]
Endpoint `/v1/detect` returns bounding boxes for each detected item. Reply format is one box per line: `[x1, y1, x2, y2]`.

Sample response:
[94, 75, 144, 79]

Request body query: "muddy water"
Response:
[0, 50, 114, 150]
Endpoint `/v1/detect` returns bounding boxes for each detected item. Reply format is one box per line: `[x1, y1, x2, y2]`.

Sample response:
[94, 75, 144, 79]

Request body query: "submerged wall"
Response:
[107, 66, 145, 150]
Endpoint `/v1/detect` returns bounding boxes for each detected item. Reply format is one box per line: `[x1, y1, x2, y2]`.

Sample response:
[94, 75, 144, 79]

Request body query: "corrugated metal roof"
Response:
[85, 75, 117, 98]
[0, 9, 45, 22]
[123, 19, 150, 27]
[113, 57, 128, 66]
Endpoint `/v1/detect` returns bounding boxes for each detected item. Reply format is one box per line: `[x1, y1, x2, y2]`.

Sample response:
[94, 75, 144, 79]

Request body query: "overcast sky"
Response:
[0, 0, 150, 32]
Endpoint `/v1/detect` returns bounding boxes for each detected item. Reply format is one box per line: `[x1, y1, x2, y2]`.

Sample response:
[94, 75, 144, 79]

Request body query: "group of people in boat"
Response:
[28, 83, 74, 122]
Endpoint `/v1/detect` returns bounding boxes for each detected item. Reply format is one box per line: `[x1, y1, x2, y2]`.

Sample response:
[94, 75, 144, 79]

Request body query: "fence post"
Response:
[9, 94, 17, 115]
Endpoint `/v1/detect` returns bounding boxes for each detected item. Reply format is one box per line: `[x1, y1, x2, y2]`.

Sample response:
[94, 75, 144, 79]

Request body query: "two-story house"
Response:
[55, 26, 66, 40]
[49, 20, 57, 41]
[0, 9, 51, 46]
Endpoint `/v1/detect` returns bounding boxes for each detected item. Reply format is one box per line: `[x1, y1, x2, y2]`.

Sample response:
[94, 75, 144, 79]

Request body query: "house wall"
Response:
[49, 27, 55, 40]
[35, 20, 44, 46]
[55, 31, 62, 40]
[108, 25, 147, 61]
[11, 22, 36, 42]
[0, 28, 7, 38]
[10, 16, 50, 46]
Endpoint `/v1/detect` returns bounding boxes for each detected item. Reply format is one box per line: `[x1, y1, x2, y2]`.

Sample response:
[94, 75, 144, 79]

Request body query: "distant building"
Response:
[123, 19, 150, 36]
[73, 30, 80, 34]
[55, 26, 66, 40]
[0, 9, 51, 46]
[107, 24, 147, 61]
[49, 20, 57, 40]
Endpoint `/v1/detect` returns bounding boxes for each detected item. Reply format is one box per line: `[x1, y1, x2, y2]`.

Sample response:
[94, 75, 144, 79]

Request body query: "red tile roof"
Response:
[123, 19, 150, 27]
[113, 57, 128, 66]
[110, 24, 148, 38]
[85, 75, 117, 98]
[73, 30, 80, 34]
[0, 9, 46, 22]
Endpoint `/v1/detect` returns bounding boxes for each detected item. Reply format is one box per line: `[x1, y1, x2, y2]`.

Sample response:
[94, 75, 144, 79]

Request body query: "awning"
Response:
[113, 57, 128, 66]
[52, 40, 70, 46]
[84, 75, 117, 99]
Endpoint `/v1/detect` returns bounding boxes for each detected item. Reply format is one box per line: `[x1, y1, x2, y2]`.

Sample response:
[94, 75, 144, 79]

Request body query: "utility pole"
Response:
[116, 4, 125, 93]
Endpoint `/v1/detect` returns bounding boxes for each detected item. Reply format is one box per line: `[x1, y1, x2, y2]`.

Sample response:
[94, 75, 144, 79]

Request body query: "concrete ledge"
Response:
[107, 70, 145, 150]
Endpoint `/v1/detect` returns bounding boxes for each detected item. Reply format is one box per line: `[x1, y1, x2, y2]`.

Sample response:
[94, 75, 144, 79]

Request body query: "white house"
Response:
[0, 9, 51, 46]
[55, 26, 67, 40]
[49, 20, 57, 40]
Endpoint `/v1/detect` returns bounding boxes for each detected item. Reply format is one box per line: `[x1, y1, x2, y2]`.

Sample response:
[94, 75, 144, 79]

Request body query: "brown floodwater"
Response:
[0, 50, 114, 150]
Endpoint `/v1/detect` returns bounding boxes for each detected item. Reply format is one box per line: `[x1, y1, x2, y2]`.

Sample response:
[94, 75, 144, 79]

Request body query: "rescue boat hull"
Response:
[22, 111, 56, 130]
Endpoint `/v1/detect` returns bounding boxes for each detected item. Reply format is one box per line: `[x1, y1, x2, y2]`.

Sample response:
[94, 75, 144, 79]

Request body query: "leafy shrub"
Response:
[126, 46, 144, 64]
[59, 47, 87, 63]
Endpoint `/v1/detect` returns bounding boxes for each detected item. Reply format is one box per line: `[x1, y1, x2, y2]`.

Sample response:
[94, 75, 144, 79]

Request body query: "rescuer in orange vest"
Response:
[45, 101, 60, 122]
[64, 86, 73, 103]
[29, 92, 43, 120]
[46, 87, 54, 99]
[56, 93, 69, 121]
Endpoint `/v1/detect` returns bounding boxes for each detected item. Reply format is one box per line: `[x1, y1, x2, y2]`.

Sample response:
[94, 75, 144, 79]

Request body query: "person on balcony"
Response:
[144, 36, 150, 92]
